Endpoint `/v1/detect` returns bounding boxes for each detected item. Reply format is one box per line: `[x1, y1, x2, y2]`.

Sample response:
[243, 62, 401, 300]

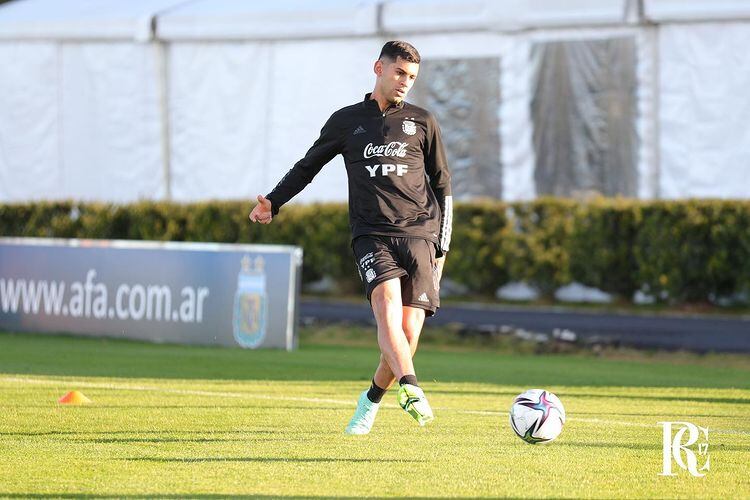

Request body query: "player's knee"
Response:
[372, 293, 397, 314]
[403, 308, 424, 329]
[405, 332, 420, 354]
[371, 282, 400, 311]
[403, 317, 423, 351]
[403, 319, 418, 339]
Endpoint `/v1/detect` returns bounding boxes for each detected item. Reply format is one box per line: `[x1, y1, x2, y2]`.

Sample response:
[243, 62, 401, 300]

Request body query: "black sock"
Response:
[399, 374, 418, 387]
[366, 380, 386, 403]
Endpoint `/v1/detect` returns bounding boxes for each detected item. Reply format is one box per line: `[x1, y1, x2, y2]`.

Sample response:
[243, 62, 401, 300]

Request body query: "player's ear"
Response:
[374, 59, 383, 76]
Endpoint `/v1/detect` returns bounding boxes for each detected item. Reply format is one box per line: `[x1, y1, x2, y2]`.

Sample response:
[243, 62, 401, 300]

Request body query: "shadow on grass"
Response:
[77, 437, 254, 444]
[0, 430, 279, 437]
[0, 496, 487, 499]
[123, 456, 426, 464]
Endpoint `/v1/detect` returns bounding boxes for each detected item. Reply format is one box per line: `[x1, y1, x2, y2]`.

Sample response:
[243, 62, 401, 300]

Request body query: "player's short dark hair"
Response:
[379, 41, 421, 64]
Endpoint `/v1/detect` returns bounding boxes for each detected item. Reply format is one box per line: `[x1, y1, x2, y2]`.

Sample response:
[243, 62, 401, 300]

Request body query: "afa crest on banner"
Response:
[233, 255, 268, 348]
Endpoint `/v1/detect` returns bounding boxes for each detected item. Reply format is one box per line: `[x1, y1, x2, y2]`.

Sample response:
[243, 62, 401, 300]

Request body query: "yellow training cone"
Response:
[58, 390, 92, 405]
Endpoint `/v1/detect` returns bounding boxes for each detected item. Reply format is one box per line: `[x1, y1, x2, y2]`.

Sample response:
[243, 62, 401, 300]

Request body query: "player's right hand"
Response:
[249, 194, 273, 224]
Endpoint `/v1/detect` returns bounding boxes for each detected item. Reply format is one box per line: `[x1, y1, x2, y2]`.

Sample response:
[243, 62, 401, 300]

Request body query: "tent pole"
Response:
[155, 40, 172, 201]
[650, 24, 661, 199]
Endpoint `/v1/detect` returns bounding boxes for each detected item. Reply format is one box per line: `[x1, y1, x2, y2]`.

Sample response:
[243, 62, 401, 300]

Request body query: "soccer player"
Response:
[249, 41, 452, 434]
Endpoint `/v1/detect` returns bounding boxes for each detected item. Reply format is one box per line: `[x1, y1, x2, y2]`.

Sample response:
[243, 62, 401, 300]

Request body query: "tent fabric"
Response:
[0, 0, 190, 42]
[530, 36, 638, 198]
[168, 42, 273, 202]
[0, 42, 59, 201]
[658, 22, 750, 198]
[0, 41, 164, 202]
[156, 0, 380, 41]
[59, 42, 164, 201]
[497, 27, 654, 201]
[495, 36, 538, 202]
[382, 0, 630, 33]
[644, 0, 750, 22]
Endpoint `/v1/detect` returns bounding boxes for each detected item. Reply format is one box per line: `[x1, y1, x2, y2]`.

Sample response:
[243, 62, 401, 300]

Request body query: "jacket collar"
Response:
[363, 92, 405, 113]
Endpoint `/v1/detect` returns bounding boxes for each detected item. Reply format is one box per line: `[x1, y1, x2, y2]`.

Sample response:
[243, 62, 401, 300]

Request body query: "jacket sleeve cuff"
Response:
[266, 194, 280, 216]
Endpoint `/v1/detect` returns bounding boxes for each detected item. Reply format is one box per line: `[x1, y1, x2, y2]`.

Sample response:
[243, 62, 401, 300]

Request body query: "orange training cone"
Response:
[58, 390, 92, 405]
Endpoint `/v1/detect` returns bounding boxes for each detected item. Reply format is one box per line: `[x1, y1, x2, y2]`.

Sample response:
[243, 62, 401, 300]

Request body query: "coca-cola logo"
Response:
[363, 142, 408, 159]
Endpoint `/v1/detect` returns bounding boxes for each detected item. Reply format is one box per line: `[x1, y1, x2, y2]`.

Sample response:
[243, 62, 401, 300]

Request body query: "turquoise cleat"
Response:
[397, 384, 434, 426]
[345, 391, 380, 435]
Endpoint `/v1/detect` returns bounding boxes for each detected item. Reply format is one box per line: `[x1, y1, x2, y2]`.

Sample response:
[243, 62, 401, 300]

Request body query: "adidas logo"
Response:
[353, 125, 366, 135]
[417, 292, 429, 303]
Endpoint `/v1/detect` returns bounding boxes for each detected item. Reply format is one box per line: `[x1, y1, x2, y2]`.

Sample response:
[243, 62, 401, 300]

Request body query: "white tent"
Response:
[1, 0, 748, 203]
[0, 0, 192, 202]
[645, 0, 750, 198]
[382, 0, 633, 32]
[644, 0, 750, 22]
[0, 0, 182, 41]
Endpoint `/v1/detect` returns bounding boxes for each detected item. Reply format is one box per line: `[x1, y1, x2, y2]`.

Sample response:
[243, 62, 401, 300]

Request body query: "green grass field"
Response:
[1, 330, 749, 498]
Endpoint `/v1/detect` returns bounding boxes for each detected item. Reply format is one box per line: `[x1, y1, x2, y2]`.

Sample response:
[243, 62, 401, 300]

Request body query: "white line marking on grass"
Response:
[3, 376, 748, 436]
[0, 376, 354, 407]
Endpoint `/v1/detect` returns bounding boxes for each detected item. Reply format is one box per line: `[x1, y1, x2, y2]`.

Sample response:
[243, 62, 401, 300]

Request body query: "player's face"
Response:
[376, 56, 419, 105]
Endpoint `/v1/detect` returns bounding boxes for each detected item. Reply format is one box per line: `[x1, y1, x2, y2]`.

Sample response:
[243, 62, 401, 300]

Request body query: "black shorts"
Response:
[352, 235, 440, 316]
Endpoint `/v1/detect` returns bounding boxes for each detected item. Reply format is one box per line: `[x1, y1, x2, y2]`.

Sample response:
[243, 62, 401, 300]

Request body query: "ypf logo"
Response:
[658, 422, 710, 477]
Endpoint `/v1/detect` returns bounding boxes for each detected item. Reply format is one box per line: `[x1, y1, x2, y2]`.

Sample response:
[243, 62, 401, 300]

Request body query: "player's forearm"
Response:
[266, 114, 342, 215]
[428, 160, 452, 256]
[266, 164, 312, 216]
[436, 193, 453, 255]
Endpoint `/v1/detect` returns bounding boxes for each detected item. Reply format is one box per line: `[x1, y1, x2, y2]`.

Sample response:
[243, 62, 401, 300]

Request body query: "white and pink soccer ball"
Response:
[509, 389, 566, 444]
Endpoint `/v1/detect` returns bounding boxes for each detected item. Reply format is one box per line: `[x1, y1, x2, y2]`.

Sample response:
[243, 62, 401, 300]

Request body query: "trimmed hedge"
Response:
[1, 199, 749, 303]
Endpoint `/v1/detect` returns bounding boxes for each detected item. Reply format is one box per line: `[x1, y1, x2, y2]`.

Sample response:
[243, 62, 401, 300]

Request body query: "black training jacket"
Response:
[266, 93, 453, 256]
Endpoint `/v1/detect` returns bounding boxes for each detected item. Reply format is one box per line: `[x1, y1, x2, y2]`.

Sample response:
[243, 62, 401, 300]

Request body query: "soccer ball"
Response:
[509, 389, 566, 444]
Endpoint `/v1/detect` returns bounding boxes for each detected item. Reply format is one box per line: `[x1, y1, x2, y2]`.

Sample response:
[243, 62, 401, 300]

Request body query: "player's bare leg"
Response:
[345, 278, 410, 434]
[345, 282, 432, 433]
[370, 281, 433, 426]
[373, 306, 425, 390]
[370, 278, 414, 380]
